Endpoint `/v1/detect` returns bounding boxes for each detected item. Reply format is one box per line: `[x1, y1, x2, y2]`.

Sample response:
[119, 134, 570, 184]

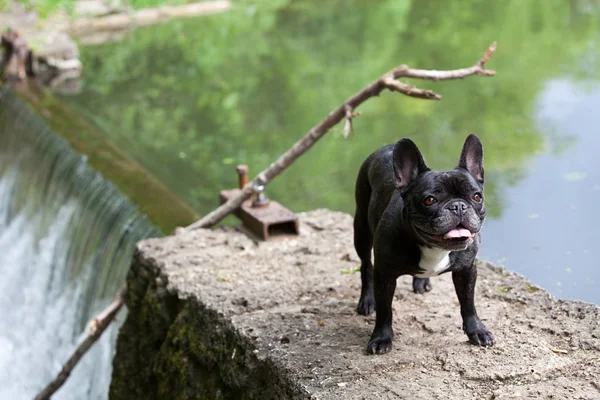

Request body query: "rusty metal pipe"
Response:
[236, 164, 249, 189]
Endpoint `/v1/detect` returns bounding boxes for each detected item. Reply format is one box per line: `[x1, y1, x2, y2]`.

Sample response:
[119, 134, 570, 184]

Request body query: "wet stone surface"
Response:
[110, 209, 600, 400]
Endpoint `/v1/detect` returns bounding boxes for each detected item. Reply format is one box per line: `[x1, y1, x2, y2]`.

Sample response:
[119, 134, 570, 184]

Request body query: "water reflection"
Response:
[62, 0, 600, 302]
[482, 79, 600, 303]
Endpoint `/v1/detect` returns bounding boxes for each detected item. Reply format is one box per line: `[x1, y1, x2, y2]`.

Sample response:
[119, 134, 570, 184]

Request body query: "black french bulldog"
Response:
[353, 134, 494, 354]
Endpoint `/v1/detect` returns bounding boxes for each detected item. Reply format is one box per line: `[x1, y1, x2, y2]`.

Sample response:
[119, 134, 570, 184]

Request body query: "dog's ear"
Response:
[457, 134, 484, 184]
[393, 138, 429, 189]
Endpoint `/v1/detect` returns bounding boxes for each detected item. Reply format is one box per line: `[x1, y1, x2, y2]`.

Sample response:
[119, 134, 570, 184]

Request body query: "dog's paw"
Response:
[367, 333, 393, 355]
[412, 277, 432, 294]
[356, 294, 375, 315]
[467, 328, 495, 346]
[464, 317, 494, 347]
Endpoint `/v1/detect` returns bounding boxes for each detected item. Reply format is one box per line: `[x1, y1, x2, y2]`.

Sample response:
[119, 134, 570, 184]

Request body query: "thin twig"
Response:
[185, 42, 497, 230]
[343, 105, 361, 139]
[382, 77, 441, 99]
[34, 286, 127, 400]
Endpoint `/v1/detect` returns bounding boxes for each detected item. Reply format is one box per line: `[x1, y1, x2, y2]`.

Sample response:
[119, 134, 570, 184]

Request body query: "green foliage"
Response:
[63, 0, 600, 218]
[16, 0, 74, 17]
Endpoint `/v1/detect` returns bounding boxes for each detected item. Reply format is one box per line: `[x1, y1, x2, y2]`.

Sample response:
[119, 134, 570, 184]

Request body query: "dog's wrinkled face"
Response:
[393, 134, 486, 251]
[404, 170, 485, 250]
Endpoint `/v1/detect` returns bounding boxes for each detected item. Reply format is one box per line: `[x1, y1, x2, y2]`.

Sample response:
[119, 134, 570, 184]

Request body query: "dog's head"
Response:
[393, 134, 486, 251]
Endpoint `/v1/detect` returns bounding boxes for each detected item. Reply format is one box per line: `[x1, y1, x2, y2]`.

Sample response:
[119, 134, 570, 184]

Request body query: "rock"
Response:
[0, 1, 80, 92]
[110, 209, 600, 399]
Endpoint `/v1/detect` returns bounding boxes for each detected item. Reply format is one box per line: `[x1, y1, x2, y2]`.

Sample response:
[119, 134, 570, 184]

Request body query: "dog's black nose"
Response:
[447, 201, 468, 216]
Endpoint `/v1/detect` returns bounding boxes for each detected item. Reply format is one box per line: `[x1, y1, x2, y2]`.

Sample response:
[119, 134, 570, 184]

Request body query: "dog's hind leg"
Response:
[354, 209, 374, 315]
[354, 165, 375, 315]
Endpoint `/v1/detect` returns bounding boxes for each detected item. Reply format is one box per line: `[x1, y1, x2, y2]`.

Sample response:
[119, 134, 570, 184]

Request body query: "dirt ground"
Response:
[124, 209, 600, 399]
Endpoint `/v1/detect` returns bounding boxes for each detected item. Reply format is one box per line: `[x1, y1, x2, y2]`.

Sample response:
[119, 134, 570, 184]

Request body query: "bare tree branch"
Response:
[34, 286, 127, 400]
[389, 41, 497, 82]
[185, 42, 497, 231]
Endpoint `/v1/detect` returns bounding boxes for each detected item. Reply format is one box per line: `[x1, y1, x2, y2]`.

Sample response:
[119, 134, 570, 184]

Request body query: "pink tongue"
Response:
[443, 228, 473, 239]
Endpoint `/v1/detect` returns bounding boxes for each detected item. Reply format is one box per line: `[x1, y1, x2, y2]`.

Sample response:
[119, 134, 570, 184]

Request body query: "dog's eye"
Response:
[472, 193, 483, 202]
[423, 196, 437, 206]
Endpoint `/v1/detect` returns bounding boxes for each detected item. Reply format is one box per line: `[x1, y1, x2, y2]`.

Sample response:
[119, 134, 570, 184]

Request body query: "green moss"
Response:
[153, 305, 235, 400]
[110, 257, 183, 399]
[111, 257, 300, 400]
[525, 283, 541, 293]
[498, 286, 512, 294]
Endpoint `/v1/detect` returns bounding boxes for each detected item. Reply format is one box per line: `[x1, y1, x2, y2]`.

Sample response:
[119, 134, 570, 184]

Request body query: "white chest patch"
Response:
[416, 246, 451, 278]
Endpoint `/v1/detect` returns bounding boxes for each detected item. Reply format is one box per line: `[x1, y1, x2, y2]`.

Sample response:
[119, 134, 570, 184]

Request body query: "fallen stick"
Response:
[34, 286, 127, 400]
[68, 1, 231, 37]
[186, 42, 497, 230]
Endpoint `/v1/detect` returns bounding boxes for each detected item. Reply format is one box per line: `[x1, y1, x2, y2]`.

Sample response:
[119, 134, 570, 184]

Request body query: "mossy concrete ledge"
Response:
[110, 209, 600, 400]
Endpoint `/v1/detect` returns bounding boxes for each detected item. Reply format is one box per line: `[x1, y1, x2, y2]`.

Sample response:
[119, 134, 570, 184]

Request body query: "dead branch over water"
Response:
[186, 42, 497, 230]
[34, 286, 127, 400]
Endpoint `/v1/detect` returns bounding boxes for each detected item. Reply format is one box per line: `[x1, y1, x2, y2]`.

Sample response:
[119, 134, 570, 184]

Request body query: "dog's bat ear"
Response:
[393, 138, 429, 189]
[457, 134, 484, 184]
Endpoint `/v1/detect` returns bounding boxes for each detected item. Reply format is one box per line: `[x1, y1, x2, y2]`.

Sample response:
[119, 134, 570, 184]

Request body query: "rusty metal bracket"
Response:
[219, 165, 299, 240]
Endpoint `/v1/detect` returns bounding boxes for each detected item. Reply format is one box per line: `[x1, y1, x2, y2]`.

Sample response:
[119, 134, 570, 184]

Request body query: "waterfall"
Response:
[0, 86, 160, 399]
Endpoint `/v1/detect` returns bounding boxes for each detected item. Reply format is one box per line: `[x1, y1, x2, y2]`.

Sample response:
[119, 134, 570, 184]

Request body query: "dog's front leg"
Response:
[452, 262, 494, 346]
[367, 268, 397, 355]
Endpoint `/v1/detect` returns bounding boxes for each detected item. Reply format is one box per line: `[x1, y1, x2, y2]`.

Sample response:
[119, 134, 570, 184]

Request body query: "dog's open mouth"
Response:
[442, 225, 474, 241]
[416, 225, 476, 245]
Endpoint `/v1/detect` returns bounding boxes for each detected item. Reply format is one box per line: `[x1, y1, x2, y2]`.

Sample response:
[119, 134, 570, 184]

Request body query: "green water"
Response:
[15, 83, 199, 233]
[64, 0, 600, 302]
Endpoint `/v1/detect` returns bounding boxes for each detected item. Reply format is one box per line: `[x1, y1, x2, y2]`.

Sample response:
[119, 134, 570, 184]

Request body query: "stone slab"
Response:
[110, 209, 600, 400]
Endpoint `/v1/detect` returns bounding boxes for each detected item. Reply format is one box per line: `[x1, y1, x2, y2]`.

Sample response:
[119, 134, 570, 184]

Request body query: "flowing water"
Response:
[63, 0, 600, 304]
[0, 86, 159, 399]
